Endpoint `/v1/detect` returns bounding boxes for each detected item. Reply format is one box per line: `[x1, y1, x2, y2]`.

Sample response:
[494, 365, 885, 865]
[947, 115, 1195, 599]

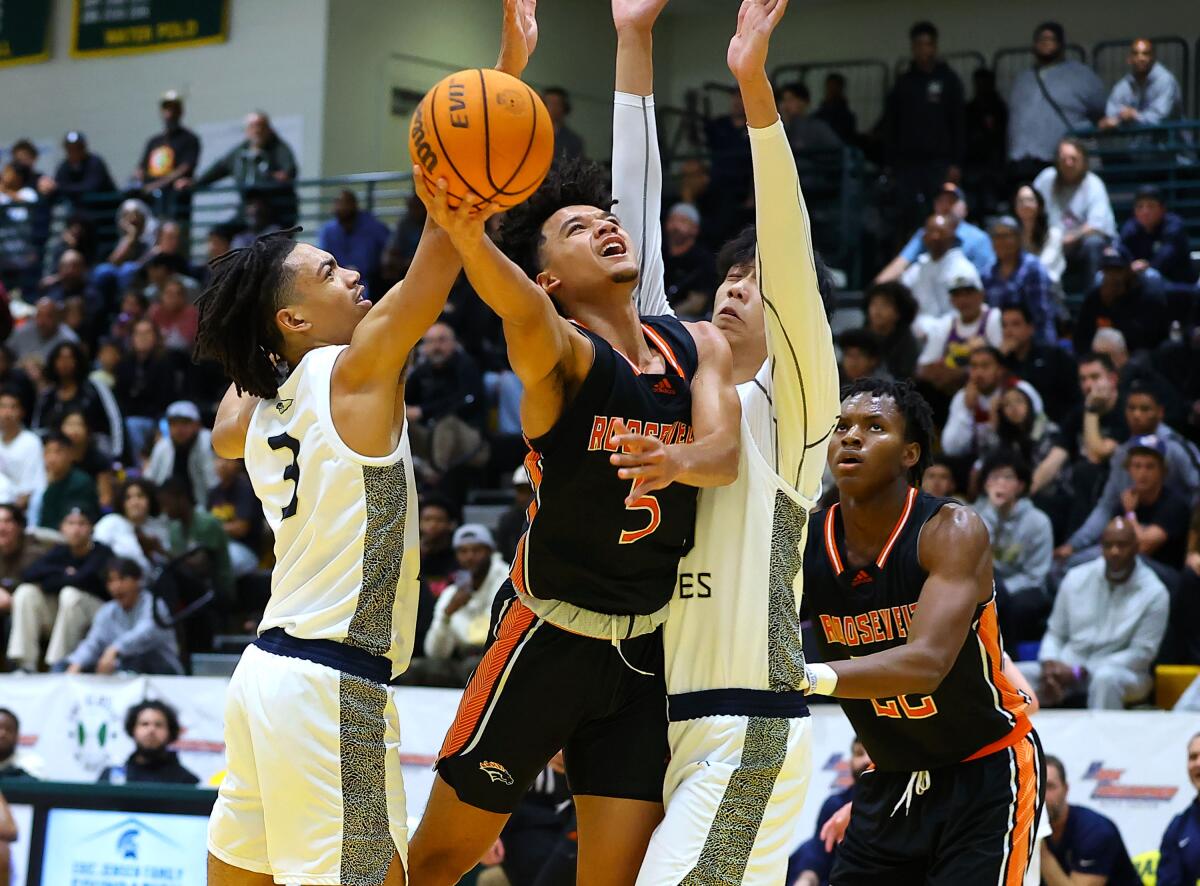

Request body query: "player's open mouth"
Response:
[599, 236, 627, 258]
[717, 306, 740, 321]
[354, 285, 370, 306]
[837, 452, 864, 465]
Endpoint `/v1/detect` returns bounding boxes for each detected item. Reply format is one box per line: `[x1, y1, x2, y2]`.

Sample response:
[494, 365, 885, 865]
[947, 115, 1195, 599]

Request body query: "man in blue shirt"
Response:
[1120, 186, 1197, 290]
[1157, 732, 1200, 886]
[787, 737, 872, 886]
[1041, 755, 1141, 885]
[317, 189, 391, 298]
[876, 182, 995, 284]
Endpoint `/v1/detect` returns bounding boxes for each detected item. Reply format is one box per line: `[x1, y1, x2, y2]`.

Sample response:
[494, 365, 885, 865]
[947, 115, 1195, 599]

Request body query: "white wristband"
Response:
[806, 663, 839, 696]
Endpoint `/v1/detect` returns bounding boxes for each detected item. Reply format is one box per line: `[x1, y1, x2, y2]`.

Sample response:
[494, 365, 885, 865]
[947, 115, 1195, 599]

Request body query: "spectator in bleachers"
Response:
[983, 216, 1056, 344]
[1026, 518, 1168, 709]
[920, 455, 962, 501]
[48, 212, 99, 269]
[41, 250, 102, 321]
[134, 91, 200, 204]
[1039, 757, 1142, 882]
[863, 281, 921, 379]
[815, 72, 857, 145]
[188, 110, 298, 225]
[542, 87, 585, 166]
[999, 304, 1079, 424]
[899, 215, 969, 331]
[916, 263, 1002, 397]
[317, 189, 390, 299]
[409, 524, 508, 687]
[1157, 733, 1200, 885]
[704, 91, 754, 234]
[229, 191, 283, 251]
[963, 68, 1008, 217]
[63, 557, 181, 675]
[148, 276, 199, 353]
[0, 505, 50, 622]
[31, 434, 98, 532]
[7, 140, 48, 193]
[381, 194, 427, 289]
[837, 329, 887, 384]
[93, 198, 157, 301]
[883, 21, 965, 233]
[0, 708, 38, 779]
[32, 341, 122, 458]
[419, 496, 459, 595]
[662, 203, 716, 319]
[878, 183, 994, 284]
[0, 164, 35, 206]
[787, 737, 872, 886]
[1091, 328, 1181, 424]
[58, 409, 114, 511]
[777, 82, 841, 154]
[1034, 138, 1116, 288]
[8, 506, 112, 671]
[0, 348, 36, 424]
[1013, 183, 1066, 286]
[1099, 38, 1184, 131]
[142, 253, 200, 303]
[495, 466, 532, 565]
[405, 322, 489, 476]
[98, 700, 198, 786]
[938, 344, 1006, 459]
[114, 319, 180, 463]
[46, 132, 115, 210]
[1007, 22, 1105, 180]
[207, 457, 261, 577]
[159, 477, 233, 604]
[144, 401, 217, 512]
[975, 451, 1053, 648]
[1120, 185, 1198, 304]
[0, 390, 45, 512]
[1074, 243, 1169, 355]
[94, 479, 169, 577]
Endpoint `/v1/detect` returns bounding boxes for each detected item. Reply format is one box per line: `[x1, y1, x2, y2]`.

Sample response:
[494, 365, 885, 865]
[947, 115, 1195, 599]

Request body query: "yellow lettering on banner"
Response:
[103, 25, 154, 46]
[156, 19, 200, 40]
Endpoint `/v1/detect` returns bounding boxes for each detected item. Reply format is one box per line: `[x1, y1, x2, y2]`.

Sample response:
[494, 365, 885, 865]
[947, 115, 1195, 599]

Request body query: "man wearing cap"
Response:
[1120, 185, 1198, 296]
[7, 506, 113, 671]
[983, 215, 1056, 344]
[144, 401, 217, 510]
[1099, 39, 1183, 132]
[1021, 516, 1168, 709]
[1074, 242, 1169, 354]
[48, 132, 116, 210]
[408, 524, 509, 688]
[916, 259, 1003, 400]
[662, 202, 717, 319]
[1007, 22, 1105, 178]
[134, 91, 201, 204]
[876, 182, 994, 283]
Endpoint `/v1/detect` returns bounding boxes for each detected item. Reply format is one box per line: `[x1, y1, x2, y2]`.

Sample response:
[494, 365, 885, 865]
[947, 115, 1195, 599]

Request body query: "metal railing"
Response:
[771, 59, 889, 134]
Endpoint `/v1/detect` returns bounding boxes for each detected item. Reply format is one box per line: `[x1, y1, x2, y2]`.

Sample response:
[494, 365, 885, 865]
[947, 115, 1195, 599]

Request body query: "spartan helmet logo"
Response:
[479, 761, 514, 785]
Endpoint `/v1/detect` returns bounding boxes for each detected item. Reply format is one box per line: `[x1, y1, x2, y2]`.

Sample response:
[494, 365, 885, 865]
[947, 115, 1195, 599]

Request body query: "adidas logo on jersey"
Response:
[851, 569, 873, 587]
[479, 761, 514, 785]
[652, 378, 675, 395]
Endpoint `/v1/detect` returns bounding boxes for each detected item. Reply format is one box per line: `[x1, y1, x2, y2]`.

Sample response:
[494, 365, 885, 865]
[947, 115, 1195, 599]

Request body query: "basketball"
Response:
[409, 68, 554, 210]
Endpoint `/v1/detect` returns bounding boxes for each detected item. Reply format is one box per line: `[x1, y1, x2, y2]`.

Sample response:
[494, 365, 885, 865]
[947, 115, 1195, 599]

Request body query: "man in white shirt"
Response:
[916, 260, 1003, 397]
[1033, 138, 1116, 286]
[900, 215, 968, 336]
[1020, 516, 1168, 709]
[0, 390, 45, 511]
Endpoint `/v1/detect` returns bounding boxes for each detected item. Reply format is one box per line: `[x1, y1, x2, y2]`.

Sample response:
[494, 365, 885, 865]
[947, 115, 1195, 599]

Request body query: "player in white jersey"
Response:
[615, 1, 841, 882]
[198, 9, 538, 884]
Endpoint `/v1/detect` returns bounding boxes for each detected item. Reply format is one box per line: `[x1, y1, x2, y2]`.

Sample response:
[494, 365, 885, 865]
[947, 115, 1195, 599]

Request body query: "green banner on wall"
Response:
[0, 0, 52, 67]
[72, 0, 227, 58]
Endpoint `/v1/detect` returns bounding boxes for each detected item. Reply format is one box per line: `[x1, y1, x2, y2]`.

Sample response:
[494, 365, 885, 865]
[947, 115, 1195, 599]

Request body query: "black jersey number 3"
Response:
[268, 432, 301, 519]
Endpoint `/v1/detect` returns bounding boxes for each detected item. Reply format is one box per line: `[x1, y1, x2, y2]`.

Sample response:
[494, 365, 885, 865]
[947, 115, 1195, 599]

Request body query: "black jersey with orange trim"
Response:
[803, 489, 1032, 772]
[513, 315, 700, 616]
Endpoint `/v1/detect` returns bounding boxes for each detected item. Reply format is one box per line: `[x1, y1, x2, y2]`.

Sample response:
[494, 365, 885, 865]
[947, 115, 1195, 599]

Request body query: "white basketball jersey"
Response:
[245, 345, 420, 678]
[663, 363, 817, 696]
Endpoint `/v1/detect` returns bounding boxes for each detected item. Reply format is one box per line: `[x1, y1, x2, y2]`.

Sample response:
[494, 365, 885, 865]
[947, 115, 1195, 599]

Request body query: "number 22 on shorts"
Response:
[620, 481, 661, 544]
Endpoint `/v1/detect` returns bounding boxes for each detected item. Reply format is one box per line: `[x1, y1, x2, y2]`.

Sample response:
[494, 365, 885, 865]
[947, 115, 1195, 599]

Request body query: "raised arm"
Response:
[730, 0, 840, 497]
[807, 505, 993, 698]
[612, 0, 671, 316]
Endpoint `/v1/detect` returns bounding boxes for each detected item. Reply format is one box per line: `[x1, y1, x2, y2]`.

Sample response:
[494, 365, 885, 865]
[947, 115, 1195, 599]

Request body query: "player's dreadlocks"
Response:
[194, 228, 300, 400]
[498, 156, 614, 281]
[840, 377, 936, 485]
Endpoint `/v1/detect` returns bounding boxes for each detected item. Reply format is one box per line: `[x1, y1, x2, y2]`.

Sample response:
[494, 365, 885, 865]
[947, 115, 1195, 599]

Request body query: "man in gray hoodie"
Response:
[975, 451, 1054, 650]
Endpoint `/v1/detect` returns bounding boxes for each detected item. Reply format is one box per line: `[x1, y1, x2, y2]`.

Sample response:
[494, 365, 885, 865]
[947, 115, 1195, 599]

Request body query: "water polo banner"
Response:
[0, 0, 52, 67]
[71, 0, 228, 58]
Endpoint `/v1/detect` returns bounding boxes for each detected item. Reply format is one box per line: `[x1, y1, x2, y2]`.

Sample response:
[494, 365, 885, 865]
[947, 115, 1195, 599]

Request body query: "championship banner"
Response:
[0, 0, 51, 68]
[71, 0, 227, 59]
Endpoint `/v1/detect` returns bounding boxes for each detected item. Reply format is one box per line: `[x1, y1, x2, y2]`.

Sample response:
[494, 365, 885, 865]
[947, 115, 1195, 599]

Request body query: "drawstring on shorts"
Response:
[612, 619, 654, 676]
[891, 770, 931, 817]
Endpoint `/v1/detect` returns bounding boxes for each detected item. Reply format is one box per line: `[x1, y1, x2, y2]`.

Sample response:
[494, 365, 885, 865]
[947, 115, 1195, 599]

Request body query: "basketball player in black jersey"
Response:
[801, 377, 1045, 886]
[408, 3, 740, 883]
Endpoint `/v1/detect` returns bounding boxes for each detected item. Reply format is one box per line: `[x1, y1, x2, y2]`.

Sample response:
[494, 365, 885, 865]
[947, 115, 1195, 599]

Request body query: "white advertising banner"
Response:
[40, 808, 209, 886]
[0, 677, 1195, 867]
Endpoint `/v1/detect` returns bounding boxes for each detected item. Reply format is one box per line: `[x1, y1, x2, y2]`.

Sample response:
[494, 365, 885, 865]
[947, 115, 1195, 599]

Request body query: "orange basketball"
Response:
[409, 68, 554, 210]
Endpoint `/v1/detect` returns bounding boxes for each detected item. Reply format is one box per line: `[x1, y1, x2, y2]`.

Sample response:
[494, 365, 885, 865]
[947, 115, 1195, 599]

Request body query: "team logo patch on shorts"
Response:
[479, 761, 514, 785]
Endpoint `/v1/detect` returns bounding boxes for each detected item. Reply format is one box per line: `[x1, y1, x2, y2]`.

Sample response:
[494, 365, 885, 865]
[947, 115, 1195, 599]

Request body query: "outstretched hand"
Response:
[497, 0, 538, 77]
[727, 0, 789, 82]
[609, 419, 685, 504]
[612, 0, 670, 33]
[414, 166, 503, 251]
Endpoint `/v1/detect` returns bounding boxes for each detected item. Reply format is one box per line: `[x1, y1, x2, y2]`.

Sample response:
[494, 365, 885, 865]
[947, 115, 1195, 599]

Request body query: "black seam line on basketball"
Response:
[430, 75, 490, 203]
[477, 74, 543, 198]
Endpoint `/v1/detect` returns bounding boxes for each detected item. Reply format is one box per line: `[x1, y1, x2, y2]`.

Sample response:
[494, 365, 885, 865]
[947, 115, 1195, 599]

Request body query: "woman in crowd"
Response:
[982, 215, 1057, 344]
[32, 341, 123, 459]
[862, 280, 922, 378]
[58, 408, 115, 511]
[94, 477, 170, 576]
[1013, 183, 1065, 286]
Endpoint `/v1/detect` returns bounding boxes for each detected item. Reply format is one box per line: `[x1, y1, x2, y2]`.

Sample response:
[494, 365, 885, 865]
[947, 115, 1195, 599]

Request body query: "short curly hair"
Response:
[125, 699, 182, 744]
[497, 157, 614, 280]
[840, 377, 936, 484]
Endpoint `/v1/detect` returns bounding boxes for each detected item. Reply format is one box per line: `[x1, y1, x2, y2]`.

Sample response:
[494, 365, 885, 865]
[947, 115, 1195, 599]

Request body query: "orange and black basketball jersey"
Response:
[804, 488, 1032, 772]
[512, 315, 700, 616]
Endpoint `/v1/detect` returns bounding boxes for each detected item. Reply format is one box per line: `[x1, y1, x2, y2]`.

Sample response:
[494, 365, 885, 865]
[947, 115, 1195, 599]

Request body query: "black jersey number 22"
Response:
[268, 432, 301, 519]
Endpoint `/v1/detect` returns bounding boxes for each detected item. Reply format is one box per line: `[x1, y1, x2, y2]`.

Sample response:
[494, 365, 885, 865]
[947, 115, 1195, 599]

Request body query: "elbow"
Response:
[907, 649, 954, 695]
